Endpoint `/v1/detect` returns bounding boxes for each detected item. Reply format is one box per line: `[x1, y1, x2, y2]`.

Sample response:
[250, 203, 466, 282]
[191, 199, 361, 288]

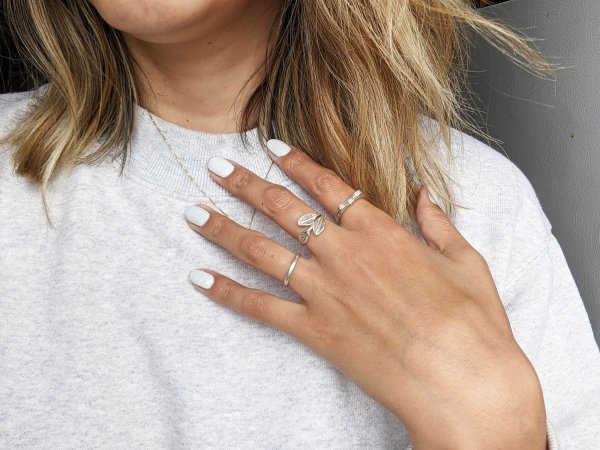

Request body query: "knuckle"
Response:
[229, 170, 252, 191]
[284, 153, 307, 176]
[207, 215, 229, 240]
[240, 233, 268, 263]
[313, 170, 344, 195]
[242, 291, 269, 320]
[215, 280, 236, 303]
[431, 214, 452, 231]
[264, 185, 295, 214]
[308, 314, 346, 346]
[305, 314, 329, 342]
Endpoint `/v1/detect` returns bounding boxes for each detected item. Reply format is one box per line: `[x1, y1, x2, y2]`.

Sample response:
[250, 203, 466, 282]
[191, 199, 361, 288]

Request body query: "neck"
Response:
[124, 2, 280, 134]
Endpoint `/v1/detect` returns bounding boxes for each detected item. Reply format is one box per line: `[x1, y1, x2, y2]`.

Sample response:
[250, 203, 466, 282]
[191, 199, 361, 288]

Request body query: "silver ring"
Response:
[283, 253, 301, 287]
[335, 190, 363, 223]
[297, 212, 326, 245]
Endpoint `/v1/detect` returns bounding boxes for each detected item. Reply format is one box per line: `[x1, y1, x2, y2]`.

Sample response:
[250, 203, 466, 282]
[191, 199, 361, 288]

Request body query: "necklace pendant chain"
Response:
[147, 111, 275, 230]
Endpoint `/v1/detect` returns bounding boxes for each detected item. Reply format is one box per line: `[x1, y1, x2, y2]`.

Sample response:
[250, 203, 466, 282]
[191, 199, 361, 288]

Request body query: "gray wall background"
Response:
[466, 0, 600, 345]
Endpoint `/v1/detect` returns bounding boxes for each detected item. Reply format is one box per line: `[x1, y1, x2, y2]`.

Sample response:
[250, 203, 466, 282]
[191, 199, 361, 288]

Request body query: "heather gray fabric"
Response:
[1, 89, 598, 449]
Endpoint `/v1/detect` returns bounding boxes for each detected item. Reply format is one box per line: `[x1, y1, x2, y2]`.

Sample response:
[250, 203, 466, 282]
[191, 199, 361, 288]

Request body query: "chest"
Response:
[0, 186, 411, 448]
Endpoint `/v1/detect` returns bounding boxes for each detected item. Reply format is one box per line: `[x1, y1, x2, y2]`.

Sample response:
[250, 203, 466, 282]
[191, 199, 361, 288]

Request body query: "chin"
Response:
[89, 0, 257, 43]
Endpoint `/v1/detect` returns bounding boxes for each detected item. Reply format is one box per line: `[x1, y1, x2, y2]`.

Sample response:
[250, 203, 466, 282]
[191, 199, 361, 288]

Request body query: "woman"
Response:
[1, 0, 598, 448]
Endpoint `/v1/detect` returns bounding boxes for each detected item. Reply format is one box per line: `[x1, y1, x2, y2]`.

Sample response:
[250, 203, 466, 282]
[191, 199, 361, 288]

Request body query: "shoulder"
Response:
[0, 87, 44, 135]
[420, 116, 553, 297]
[0, 87, 49, 196]
[422, 116, 549, 229]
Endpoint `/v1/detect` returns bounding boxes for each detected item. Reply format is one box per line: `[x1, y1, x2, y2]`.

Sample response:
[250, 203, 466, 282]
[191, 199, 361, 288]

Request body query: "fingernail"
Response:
[185, 205, 210, 226]
[207, 156, 234, 177]
[266, 139, 291, 157]
[189, 269, 215, 289]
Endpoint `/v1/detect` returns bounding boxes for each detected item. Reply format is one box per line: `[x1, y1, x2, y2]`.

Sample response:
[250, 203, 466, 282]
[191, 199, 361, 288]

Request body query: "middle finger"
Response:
[185, 204, 319, 295]
[206, 156, 340, 256]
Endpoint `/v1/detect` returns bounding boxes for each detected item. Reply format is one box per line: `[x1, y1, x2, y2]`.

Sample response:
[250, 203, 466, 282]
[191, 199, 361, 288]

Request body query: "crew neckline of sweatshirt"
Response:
[119, 104, 289, 201]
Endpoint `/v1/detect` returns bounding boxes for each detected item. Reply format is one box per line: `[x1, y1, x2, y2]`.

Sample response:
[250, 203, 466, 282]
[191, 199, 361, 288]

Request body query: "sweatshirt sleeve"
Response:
[503, 222, 600, 450]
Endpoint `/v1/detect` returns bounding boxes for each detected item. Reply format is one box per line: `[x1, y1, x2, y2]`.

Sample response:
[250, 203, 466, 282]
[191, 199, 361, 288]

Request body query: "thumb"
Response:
[416, 186, 471, 259]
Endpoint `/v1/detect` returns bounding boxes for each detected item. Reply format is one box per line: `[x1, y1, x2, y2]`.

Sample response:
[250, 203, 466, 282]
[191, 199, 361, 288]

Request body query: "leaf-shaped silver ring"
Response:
[297, 212, 326, 245]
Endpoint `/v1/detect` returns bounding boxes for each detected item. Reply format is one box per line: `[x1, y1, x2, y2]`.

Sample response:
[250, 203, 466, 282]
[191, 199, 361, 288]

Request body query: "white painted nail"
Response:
[185, 205, 210, 226]
[189, 269, 215, 289]
[266, 139, 291, 157]
[207, 156, 234, 177]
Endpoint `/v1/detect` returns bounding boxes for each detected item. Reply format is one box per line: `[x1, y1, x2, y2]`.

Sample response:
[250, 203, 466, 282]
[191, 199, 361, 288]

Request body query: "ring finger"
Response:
[185, 204, 319, 295]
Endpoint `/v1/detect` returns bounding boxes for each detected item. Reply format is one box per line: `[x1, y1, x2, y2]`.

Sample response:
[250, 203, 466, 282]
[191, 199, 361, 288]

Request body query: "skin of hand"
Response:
[184, 140, 549, 449]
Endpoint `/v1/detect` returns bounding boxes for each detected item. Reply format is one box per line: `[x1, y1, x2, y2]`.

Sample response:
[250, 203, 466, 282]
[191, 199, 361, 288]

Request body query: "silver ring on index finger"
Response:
[335, 190, 364, 223]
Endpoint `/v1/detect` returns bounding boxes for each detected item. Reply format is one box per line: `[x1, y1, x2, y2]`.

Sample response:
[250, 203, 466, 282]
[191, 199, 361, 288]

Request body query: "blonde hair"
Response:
[3, 0, 555, 228]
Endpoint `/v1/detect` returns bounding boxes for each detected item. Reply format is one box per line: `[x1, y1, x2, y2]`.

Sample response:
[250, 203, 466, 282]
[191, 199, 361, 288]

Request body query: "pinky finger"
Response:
[189, 269, 310, 338]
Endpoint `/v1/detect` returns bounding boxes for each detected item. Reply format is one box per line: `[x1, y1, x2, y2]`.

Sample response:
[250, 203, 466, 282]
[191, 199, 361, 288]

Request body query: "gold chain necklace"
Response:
[147, 110, 275, 230]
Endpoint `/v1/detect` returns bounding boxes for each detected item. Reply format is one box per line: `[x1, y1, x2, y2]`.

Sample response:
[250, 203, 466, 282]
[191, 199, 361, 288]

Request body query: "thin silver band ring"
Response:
[283, 253, 301, 287]
[335, 190, 364, 223]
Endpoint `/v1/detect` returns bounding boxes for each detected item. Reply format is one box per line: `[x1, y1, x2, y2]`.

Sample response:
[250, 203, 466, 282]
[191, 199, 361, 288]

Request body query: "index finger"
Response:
[265, 139, 382, 230]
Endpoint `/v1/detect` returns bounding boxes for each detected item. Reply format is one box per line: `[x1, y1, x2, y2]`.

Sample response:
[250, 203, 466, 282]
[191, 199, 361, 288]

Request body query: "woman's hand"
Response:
[184, 139, 548, 450]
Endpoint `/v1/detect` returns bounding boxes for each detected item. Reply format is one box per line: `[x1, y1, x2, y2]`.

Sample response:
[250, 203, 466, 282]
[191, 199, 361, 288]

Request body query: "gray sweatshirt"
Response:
[1, 89, 598, 449]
